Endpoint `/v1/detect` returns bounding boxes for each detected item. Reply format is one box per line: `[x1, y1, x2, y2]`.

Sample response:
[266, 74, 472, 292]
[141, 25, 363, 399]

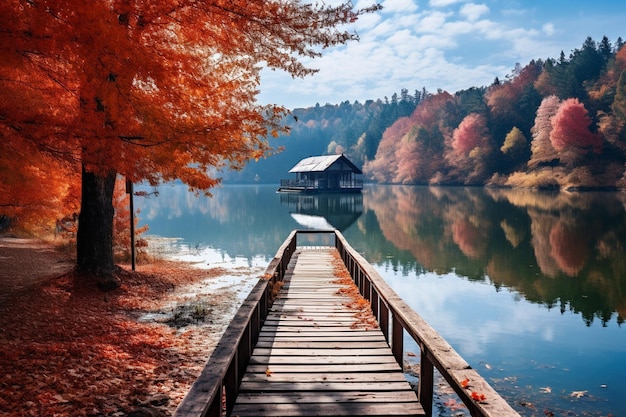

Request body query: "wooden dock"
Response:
[173, 230, 521, 417]
[231, 248, 424, 417]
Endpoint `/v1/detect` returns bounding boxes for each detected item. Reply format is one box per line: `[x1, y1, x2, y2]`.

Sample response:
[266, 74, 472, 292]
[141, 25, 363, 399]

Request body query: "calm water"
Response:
[135, 183, 626, 417]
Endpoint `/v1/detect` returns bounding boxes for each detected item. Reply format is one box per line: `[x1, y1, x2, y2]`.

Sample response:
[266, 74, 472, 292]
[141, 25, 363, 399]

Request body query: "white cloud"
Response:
[543, 22, 556, 36]
[381, 0, 419, 13]
[258, 0, 626, 109]
[415, 10, 452, 33]
[429, 0, 464, 7]
[459, 3, 489, 21]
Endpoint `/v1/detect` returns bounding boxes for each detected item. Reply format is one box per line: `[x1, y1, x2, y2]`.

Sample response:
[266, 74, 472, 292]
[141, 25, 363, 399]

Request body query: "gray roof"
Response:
[288, 155, 362, 174]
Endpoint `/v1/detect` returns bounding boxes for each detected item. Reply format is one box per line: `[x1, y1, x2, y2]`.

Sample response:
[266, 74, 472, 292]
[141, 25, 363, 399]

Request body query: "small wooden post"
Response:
[125, 178, 135, 271]
[419, 350, 434, 417]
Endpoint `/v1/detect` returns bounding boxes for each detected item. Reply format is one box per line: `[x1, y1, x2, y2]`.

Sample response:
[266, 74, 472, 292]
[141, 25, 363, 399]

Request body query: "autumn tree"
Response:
[528, 95, 561, 169]
[364, 116, 413, 183]
[550, 98, 602, 166]
[0, 0, 380, 288]
[486, 61, 542, 141]
[500, 126, 528, 169]
[445, 113, 493, 183]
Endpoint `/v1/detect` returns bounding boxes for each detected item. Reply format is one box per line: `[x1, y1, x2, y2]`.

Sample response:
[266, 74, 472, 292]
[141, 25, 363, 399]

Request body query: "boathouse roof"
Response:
[288, 154, 362, 174]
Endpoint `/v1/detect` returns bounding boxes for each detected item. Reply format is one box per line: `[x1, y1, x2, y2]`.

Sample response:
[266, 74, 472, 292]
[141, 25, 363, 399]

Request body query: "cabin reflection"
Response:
[279, 192, 363, 231]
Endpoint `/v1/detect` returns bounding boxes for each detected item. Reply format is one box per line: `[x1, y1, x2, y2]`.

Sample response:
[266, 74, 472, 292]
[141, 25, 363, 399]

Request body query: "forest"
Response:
[227, 35, 626, 190]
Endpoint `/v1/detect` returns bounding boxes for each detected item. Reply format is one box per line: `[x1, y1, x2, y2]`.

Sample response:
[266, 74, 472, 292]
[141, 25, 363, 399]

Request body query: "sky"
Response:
[257, 0, 626, 109]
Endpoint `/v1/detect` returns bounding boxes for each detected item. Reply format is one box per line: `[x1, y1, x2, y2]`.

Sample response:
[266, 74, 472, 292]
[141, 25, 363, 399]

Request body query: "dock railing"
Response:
[173, 230, 520, 417]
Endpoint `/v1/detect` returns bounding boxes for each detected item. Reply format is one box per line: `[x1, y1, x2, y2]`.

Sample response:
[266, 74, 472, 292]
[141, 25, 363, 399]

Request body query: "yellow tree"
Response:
[0, 0, 380, 288]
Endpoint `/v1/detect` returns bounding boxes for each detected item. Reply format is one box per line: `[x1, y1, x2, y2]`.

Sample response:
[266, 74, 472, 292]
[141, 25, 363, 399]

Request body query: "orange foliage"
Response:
[331, 251, 379, 330]
[112, 177, 149, 260]
[0, 0, 380, 269]
[0, 135, 80, 233]
[0, 0, 379, 186]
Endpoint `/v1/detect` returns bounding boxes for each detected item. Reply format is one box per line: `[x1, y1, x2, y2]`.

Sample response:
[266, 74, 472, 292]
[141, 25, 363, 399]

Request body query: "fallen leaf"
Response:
[265, 368, 272, 377]
[539, 387, 551, 393]
[471, 391, 487, 402]
[461, 378, 470, 388]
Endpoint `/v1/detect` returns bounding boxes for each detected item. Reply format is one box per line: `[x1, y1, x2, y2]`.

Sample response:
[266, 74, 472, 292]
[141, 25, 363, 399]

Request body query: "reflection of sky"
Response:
[377, 265, 626, 412]
[379, 267, 626, 355]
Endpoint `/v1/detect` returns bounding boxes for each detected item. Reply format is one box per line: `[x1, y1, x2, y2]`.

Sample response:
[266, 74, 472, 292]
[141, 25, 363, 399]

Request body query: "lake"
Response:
[135, 183, 626, 417]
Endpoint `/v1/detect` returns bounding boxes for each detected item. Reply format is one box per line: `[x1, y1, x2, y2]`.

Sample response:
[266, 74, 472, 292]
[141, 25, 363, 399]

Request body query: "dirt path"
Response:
[0, 237, 74, 304]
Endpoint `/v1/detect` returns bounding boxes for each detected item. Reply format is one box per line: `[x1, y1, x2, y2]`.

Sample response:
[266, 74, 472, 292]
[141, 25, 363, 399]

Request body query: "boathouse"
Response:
[277, 154, 363, 193]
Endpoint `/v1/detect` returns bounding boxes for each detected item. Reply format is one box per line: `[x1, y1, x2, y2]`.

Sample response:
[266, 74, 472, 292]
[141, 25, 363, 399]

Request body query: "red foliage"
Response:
[452, 113, 489, 155]
[364, 92, 454, 183]
[550, 98, 602, 152]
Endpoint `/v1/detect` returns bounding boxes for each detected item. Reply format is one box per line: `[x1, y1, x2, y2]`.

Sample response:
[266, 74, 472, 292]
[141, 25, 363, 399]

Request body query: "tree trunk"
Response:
[76, 167, 119, 290]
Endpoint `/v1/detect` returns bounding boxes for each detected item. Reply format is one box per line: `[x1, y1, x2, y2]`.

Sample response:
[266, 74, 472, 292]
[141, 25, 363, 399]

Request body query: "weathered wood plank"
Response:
[235, 391, 419, 403]
[251, 347, 392, 356]
[241, 372, 408, 383]
[248, 355, 399, 365]
[246, 362, 398, 373]
[254, 340, 390, 349]
[231, 402, 423, 417]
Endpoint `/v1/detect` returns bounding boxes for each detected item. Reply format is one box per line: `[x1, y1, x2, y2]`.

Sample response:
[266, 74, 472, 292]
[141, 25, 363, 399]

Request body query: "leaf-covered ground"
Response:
[0, 238, 254, 417]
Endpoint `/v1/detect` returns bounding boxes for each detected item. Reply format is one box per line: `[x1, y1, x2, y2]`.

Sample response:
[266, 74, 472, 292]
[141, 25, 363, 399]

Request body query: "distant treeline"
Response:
[225, 35, 626, 190]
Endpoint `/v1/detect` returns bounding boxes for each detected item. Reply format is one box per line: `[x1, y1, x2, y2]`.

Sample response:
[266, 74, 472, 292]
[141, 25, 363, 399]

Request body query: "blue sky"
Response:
[258, 0, 626, 109]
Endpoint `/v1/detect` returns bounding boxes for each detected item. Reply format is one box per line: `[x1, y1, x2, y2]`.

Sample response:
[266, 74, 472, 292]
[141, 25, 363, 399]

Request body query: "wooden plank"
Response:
[242, 372, 408, 383]
[231, 402, 423, 417]
[248, 355, 399, 365]
[251, 347, 392, 356]
[235, 391, 419, 403]
[239, 381, 416, 392]
[254, 340, 390, 349]
[244, 363, 403, 373]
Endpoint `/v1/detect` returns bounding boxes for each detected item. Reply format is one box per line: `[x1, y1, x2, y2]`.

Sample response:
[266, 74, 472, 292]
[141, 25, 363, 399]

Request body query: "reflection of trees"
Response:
[549, 220, 588, 276]
[364, 186, 462, 274]
[367, 185, 626, 326]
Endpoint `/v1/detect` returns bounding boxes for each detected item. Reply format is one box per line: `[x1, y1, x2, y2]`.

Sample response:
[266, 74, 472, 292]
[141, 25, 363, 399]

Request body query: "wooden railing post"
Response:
[391, 314, 403, 366]
[419, 350, 434, 417]
[379, 301, 389, 343]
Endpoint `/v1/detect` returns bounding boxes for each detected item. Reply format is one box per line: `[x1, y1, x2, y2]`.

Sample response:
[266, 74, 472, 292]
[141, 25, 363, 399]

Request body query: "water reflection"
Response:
[358, 186, 626, 326]
[279, 193, 363, 231]
[137, 183, 626, 327]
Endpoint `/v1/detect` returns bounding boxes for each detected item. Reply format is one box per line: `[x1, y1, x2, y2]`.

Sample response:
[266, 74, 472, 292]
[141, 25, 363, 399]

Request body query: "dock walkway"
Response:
[231, 247, 425, 417]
